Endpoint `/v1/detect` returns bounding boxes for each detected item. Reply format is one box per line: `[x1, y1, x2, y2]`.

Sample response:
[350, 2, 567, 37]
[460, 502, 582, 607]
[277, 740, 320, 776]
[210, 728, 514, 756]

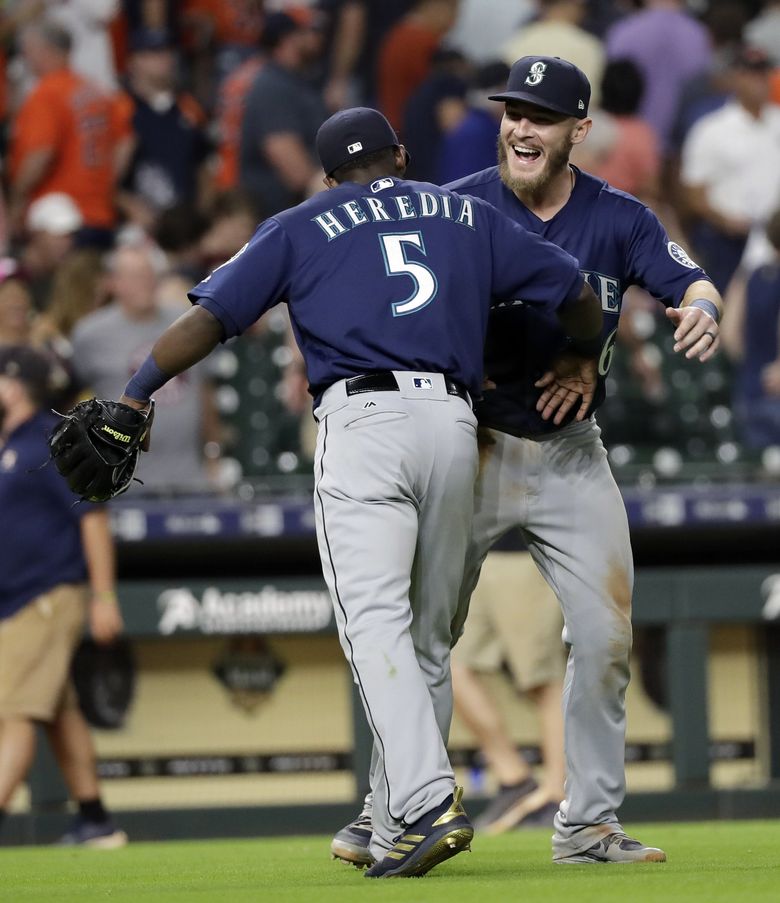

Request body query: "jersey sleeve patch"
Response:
[667, 241, 699, 269]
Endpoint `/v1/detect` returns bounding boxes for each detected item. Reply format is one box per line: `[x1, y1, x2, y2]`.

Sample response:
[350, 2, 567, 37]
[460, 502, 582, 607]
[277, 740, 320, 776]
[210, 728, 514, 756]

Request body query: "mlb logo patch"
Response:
[413, 378, 433, 390]
[370, 177, 394, 192]
[347, 141, 363, 154]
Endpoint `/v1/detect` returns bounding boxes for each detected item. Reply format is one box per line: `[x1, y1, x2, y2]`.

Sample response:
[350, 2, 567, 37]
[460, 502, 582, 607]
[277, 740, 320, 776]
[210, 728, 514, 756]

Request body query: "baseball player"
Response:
[75, 108, 602, 877]
[331, 58, 724, 866]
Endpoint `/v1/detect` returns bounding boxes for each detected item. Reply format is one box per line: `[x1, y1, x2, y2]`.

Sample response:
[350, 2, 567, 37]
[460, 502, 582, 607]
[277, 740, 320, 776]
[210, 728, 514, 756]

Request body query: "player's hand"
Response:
[535, 353, 598, 424]
[119, 394, 154, 450]
[666, 305, 720, 362]
[89, 594, 124, 645]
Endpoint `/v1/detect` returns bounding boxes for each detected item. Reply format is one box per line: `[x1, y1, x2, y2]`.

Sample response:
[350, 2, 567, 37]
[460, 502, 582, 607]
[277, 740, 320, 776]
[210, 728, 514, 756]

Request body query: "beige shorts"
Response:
[0, 584, 87, 721]
[453, 551, 565, 691]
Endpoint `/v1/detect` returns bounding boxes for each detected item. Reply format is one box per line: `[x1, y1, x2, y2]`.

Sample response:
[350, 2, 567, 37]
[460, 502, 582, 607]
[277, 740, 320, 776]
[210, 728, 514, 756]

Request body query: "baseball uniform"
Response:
[188, 166, 587, 861]
[445, 162, 710, 857]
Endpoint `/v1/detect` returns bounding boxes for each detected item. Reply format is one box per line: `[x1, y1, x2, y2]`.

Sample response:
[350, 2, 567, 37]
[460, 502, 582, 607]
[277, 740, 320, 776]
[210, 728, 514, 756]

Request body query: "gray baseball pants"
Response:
[313, 371, 478, 861]
[453, 418, 633, 856]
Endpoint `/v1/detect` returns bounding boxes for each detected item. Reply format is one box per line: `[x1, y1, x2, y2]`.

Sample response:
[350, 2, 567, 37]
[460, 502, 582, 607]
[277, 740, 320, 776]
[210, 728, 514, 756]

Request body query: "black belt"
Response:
[344, 372, 469, 403]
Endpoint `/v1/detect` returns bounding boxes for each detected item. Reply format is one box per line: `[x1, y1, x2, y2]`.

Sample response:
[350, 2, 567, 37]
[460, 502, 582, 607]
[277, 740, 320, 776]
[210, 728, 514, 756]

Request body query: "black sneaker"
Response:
[472, 777, 539, 835]
[57, 817, 128, 849]
[330, 813, 374, 868]
[364, 786, 473, 878]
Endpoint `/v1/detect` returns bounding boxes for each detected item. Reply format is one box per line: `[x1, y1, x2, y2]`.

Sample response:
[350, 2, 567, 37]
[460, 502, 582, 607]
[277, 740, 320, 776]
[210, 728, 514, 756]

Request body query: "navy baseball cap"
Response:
[489, 56, 591, 118]
[316, 107, 410, 177]
[0, 345, 52, 401]
[129, 28, 174, 53]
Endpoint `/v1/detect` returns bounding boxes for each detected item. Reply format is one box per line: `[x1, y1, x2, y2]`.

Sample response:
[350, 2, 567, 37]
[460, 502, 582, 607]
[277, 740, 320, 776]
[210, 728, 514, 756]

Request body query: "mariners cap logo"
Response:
[347, 141, 363, 155]
[524, 60, 547, 86]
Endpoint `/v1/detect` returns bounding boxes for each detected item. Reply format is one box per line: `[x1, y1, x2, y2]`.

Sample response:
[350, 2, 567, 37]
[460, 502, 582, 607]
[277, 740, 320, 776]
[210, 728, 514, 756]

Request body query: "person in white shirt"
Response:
[680, 45, 780, 293]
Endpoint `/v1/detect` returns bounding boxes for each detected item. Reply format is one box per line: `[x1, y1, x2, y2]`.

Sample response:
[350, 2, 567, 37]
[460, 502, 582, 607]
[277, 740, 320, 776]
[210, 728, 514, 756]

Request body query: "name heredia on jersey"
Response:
[311, 192, 475, 241]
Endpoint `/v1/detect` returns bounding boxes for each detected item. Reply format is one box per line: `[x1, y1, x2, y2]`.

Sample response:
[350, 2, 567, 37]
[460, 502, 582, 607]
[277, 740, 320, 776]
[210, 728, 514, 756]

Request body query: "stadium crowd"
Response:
[0, 0, 778, 490]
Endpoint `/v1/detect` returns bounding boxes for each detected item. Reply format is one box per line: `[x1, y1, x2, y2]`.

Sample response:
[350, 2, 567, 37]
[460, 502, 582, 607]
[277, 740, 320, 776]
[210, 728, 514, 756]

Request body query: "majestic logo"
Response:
[347, 141, 363, 154]
[525, 61, 547, 86]
[667, 242, 699, 269]
[101, 425, 131, 443]
[413, 377, 433, 389]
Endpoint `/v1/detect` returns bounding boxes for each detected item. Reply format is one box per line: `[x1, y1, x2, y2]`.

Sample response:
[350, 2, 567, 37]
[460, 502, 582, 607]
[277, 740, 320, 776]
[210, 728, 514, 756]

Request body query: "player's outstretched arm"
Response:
[666, 279, 723, 363]
[120, 306, 225, 418]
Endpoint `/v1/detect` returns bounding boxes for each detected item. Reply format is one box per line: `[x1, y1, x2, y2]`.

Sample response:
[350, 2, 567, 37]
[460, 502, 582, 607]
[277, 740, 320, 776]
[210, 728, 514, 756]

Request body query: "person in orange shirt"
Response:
[9, 22, 133, 247]
[214, 53, 264, 193]
[376, 0, 459, 130]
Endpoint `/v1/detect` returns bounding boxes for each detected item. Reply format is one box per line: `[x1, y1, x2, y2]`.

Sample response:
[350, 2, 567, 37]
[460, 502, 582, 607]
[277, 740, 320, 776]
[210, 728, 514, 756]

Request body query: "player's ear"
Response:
[324, 174, 338, 190]
[394, 145, 408, 175]
[571, 117, 592, 146]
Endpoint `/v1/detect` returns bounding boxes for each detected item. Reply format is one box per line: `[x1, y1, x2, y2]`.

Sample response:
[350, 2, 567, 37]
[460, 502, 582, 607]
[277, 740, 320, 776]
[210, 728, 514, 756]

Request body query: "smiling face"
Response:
[498, 100, 591, 200]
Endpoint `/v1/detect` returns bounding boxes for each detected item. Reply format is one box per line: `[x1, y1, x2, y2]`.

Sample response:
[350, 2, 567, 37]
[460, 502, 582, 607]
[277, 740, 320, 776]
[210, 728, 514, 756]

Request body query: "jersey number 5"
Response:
[379, 232, 438, 317]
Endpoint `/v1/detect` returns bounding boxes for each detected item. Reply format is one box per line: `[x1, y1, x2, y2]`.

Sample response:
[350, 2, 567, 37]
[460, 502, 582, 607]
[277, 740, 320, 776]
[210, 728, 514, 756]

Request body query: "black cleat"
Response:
[365, 786, 473, 878]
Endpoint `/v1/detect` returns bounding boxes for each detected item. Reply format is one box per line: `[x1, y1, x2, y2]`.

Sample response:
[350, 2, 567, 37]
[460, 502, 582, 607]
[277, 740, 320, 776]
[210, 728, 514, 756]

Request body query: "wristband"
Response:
[124, 355, 170, 402]
[566, 333, 604, 358]
[688, 298, 720, 323]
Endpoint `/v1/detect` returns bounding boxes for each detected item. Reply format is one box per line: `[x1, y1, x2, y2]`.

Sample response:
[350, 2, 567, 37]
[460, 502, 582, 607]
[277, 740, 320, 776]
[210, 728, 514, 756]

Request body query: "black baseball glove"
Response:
[49, 398, 154, 502]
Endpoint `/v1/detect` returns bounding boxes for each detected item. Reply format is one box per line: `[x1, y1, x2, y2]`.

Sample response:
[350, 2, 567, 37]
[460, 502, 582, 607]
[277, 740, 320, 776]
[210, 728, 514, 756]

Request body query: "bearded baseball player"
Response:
[330, 58, 724, 866]
[52, 107, 603, 877]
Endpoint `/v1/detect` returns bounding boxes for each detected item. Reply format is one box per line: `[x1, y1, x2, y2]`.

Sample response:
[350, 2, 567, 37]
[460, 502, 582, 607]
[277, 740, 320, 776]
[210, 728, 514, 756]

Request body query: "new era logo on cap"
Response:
[348, 141, 363, 154]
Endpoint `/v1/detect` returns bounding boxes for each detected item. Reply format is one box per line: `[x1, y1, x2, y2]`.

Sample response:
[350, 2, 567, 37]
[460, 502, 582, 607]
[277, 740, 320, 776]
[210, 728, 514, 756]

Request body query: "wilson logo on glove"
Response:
[48, 398, 154, 502]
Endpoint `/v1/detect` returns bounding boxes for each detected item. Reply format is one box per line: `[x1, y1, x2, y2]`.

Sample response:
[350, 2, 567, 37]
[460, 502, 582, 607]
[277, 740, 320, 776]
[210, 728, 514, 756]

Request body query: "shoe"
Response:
[58, 817, 128, 849]
[553, 832, 666, 864]
[365, 785, 473, 878]
[515, 800, 559, 829]
[330, 813, 374, 868]
[472, 777, 541, 835]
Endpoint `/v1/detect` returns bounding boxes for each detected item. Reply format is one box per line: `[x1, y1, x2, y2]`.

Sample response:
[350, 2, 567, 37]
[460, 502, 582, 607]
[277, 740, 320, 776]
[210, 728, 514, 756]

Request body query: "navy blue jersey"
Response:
[0, 412, 91, 620]
[189, 177, 583, 400]
[445, 166, 711, 436]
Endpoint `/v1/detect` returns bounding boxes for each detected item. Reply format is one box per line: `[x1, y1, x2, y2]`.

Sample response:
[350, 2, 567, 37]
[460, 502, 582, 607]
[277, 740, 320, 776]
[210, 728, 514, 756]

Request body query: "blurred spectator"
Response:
[183, 0, 263, 84]
[33, 249, 105, 346]
[745, 0, 780, 65]
[0, 345, 126, 848]
[668, 1, 749, 157]
[375, 0, 460, 130]
[153, 202, 210, 307]
[0, 262, 33, 348]
[20, 193, 84, 310]
[47, 0, 121, 92]
[445, 0, 534, 65]
[198, 191, 258, 271]
[322, 0, 416, 108]
[502, 0, 605, 108]
[606, 0, 712, 154]
[722, 208, 780, 449]
[573, 58, 660, 201]
[70, 244, 222, 493]
[680, 46, 780, 293]
[8, 22, 132, 246]
[437, 60, 510, 184]
[213, 46, 264, 193]
[116, 28, 211, 232]
[239, 12, 327, 217]
[401, 49, 469, 183]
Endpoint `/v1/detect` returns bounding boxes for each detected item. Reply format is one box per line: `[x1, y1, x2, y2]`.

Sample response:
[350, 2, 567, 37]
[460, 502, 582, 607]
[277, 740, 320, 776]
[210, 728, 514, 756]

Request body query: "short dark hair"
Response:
[601, 59, 644, 116]
[331, 146, 397, 184]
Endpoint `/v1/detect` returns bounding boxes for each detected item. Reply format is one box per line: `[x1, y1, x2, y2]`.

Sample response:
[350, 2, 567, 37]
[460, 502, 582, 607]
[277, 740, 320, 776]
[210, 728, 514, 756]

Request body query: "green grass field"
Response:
[1, 821, 779, 903]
